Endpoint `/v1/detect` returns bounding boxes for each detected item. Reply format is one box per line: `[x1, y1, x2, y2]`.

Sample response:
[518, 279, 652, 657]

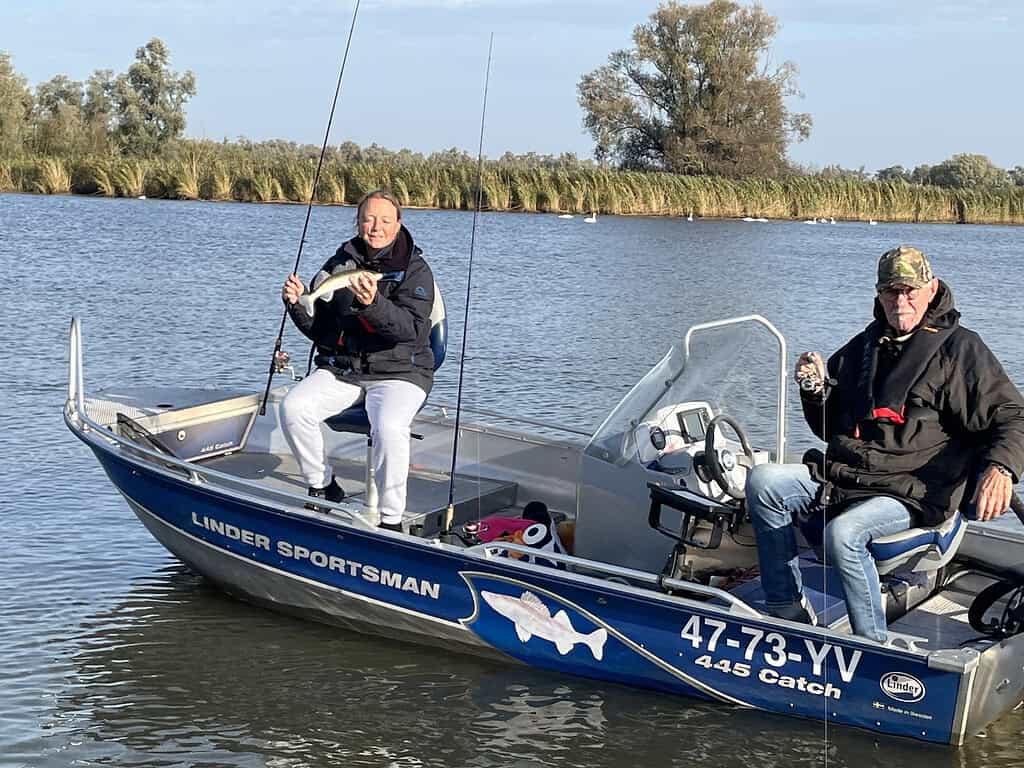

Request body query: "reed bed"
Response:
[4, 146, 1024, 225]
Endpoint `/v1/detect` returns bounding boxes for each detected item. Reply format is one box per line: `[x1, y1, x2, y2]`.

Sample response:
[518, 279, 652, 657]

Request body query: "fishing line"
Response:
[818, 358, 830, 764]
[442, 34, 494, 539]
[259, 0, 362, 416]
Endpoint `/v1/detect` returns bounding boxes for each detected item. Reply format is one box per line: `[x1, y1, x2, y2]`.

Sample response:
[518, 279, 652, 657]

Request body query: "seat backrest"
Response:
[429, 280, 447, 371]
[867, 511, 966, 575]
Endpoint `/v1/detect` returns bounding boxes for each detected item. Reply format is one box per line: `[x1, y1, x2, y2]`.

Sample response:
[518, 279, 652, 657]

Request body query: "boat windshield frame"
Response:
[584, 314, 789, 465]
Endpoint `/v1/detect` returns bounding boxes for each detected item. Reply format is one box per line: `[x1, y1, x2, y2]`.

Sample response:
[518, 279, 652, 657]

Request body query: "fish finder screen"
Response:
[677, 410, 706, 442]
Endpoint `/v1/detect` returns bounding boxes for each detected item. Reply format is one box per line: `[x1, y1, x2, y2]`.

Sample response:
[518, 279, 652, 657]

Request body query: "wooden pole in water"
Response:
[259, 0, 362, 416]
[442, 34, 494, 541]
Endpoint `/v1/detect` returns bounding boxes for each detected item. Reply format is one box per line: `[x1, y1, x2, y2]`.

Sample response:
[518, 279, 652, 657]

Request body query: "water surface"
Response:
[2, 193, 1024, 767]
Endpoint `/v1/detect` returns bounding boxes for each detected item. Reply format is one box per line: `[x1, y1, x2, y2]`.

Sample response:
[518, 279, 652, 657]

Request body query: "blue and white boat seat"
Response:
[324, 280, 447, 435]
[323, 282, 447, 515]
[867, 510, 966, 575]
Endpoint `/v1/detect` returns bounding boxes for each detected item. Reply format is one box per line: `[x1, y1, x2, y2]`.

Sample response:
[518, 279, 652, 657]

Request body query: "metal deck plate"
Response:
[200, 451, 517, 534]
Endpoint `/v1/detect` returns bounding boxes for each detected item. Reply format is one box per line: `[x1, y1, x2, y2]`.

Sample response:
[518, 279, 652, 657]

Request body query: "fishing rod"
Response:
[441, 34, 494, 541]
[259, 0, 362, 416]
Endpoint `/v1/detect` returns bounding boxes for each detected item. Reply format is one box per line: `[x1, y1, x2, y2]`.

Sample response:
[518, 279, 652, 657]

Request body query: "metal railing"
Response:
[471, 541, 761, 617]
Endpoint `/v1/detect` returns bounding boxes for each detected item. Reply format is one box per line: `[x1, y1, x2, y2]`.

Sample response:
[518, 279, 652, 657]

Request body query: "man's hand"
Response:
[282, 273, 304, 305]
[352, 271, 378, 305]
[971, 464, 1014, 521]
[795, 351, 826, 393]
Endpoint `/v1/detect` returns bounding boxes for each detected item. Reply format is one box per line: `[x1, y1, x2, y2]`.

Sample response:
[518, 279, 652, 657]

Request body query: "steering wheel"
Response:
[704, 413, 755, 500]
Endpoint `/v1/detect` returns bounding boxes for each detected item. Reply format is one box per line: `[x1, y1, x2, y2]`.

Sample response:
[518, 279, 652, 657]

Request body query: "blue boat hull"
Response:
[89, 443, 973, 744]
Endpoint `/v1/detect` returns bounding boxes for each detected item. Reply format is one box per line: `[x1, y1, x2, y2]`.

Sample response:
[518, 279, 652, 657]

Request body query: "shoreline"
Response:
[4, 189, 1020, 226]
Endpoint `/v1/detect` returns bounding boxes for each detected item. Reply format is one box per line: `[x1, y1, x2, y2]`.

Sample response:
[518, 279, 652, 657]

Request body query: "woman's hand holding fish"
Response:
[282, 274, 304, 305]
[353, 272, 378, 305]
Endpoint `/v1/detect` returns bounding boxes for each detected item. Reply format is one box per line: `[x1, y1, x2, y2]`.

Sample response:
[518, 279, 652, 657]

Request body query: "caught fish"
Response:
[481, 590, 608, 660]
[297, 268, 382, 316]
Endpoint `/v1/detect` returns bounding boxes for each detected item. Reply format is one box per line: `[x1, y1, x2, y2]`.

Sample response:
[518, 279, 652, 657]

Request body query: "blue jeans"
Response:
[746, 463, 912, 642]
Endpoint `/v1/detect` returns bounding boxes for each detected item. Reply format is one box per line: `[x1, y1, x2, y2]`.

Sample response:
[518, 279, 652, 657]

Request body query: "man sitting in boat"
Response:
[745, 245, 1024, 642]
[280, 189, 435, 531]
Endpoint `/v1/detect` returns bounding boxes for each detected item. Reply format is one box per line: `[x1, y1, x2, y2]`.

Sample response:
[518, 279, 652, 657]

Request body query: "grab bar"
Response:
[471, 541, 761, 617]
[67, 317, 85, 418]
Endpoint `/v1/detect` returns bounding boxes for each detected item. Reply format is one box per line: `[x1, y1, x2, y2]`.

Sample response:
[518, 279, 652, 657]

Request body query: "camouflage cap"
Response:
[876, 246, 934, 291]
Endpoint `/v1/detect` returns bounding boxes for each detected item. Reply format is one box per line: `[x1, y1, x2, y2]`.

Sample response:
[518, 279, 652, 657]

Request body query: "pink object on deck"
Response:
[476, 516, 535, 542]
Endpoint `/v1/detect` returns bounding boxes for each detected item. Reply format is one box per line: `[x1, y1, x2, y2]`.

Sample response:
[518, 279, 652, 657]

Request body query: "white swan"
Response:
[687, 212, 694, 221]
[558, 214, 574, 219]
[829, 217, 836, 224]
[869, 219, 878, 225]
[583, 212, 597, 223]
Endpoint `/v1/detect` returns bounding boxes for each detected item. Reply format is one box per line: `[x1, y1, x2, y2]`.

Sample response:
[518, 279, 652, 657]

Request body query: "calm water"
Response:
[2, 192, 1023, 767]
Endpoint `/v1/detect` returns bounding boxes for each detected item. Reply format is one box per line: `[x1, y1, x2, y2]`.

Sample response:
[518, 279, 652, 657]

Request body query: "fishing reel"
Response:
[273, 349, 299, 380]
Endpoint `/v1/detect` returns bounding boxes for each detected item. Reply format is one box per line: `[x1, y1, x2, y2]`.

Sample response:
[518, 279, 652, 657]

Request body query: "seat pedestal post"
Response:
[364, 436, 379, 526]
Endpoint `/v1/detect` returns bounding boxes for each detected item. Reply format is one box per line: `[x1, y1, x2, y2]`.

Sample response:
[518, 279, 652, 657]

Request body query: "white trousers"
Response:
[280, 369, 427, 525]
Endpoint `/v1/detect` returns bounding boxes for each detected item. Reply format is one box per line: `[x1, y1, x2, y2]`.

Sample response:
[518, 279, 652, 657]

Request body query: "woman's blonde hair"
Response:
[355, 188, 402, 226]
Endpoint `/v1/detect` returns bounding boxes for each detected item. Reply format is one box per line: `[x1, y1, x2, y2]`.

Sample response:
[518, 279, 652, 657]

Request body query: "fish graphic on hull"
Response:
[481, 590, 608, 660]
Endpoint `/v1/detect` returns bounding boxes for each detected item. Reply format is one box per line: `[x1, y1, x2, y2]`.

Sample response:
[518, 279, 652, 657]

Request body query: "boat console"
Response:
[573, 316, 785, 575]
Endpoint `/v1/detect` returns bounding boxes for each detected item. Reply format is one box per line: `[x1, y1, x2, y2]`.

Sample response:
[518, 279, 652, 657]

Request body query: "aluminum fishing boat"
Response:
[63, 314, 1024, 745]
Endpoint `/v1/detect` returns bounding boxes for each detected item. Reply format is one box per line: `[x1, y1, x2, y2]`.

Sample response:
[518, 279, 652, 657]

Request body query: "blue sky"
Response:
[2, 1, 1020, 172]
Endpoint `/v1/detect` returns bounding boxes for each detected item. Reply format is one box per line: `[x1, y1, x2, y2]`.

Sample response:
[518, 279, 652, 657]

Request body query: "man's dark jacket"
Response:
[802, 280, 1024, 526]
[287, 225, 435, 394]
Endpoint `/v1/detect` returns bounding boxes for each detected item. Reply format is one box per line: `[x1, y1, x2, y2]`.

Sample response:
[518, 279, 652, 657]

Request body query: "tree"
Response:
[818, 164, 867, 181]
[83, 69, 115, 123]
[577, 0, 811, 177]
[926, 153, 1009, 189]
[34, 74, 83, 116]
[910, 164, 931, 185]
[0, 51, 33, 155]
[30, 74, 87, 155]
[876, 165, 911, 183]
[1011, 166, 1024, 187]
[111, 38, 195, 155]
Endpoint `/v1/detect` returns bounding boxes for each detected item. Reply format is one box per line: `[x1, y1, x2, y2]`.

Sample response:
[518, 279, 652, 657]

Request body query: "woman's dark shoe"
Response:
[305, 477, 345, 511]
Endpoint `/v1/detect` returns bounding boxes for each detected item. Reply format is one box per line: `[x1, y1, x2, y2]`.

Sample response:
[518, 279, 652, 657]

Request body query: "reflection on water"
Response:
[4, 193, 1024, 766]
[41, 564, 989, 768]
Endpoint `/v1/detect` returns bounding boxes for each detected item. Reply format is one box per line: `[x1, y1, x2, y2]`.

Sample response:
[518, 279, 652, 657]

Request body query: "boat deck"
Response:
[889, 571, 1005, 650]
[201, 451, 520, 536]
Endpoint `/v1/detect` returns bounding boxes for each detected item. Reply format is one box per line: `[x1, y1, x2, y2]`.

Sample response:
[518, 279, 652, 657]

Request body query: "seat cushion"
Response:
[868, 511, 965, 575]
[324, 405, 371, 435]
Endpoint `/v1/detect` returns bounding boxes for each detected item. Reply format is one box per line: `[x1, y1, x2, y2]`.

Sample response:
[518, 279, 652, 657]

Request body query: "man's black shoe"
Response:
[379, 521, 404, 532]
[305, 477, 345, 511]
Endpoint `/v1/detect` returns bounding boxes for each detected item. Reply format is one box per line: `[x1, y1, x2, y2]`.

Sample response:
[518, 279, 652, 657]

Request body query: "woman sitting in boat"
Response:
[745, 245, 1024, 642]
[280, 188, 436, 531]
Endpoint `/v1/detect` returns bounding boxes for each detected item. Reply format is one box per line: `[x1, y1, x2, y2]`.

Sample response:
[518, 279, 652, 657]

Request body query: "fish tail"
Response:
[297, 294, 314, 316]
[585, 628, 608, 661]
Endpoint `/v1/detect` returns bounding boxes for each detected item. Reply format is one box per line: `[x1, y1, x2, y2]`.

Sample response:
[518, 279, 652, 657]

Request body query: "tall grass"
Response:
[169, 152, 202, 200]
[112, 160, 147, 198]
[7, 140, 1024, 225]
[33, 157, 72, 194]
[0, 162, 13, 192]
